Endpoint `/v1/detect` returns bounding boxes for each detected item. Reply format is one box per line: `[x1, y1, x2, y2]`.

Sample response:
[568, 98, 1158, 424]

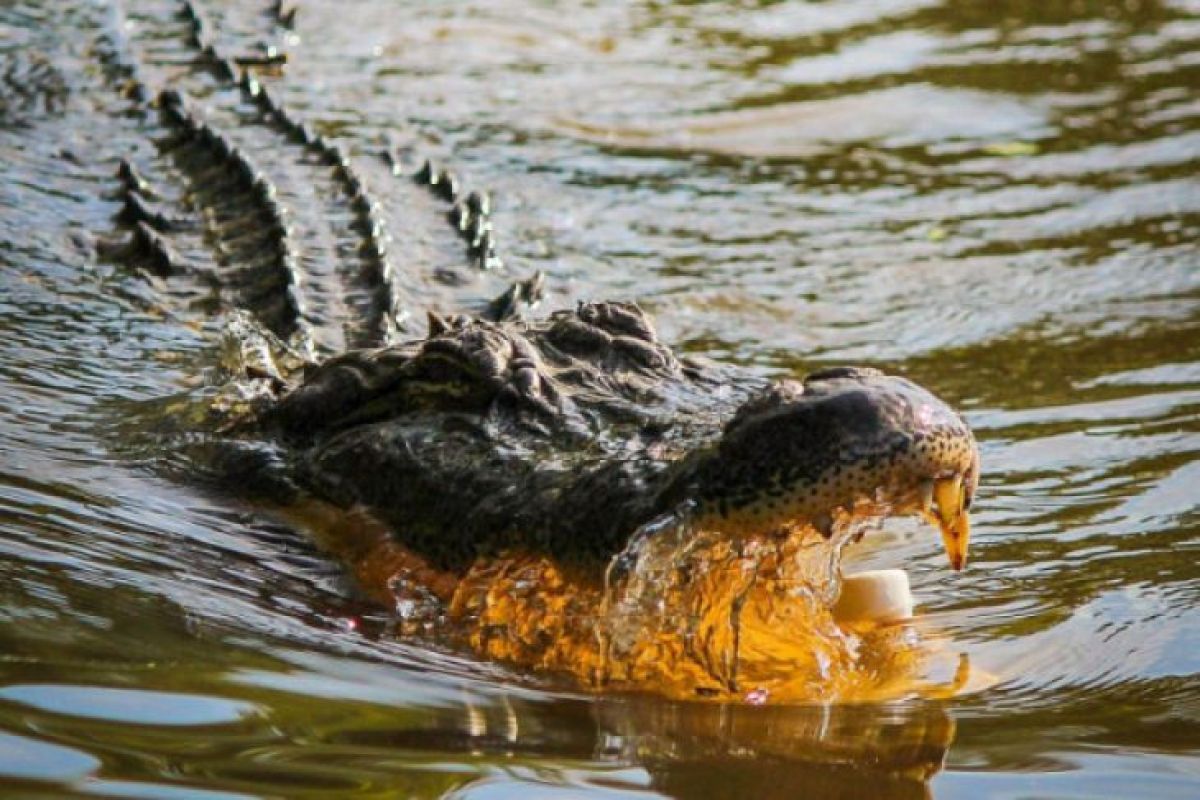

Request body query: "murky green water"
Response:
[2, 0, 1198, 797]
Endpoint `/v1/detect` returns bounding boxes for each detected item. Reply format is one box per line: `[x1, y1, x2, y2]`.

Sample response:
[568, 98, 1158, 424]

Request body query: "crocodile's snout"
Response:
[687, 366, 979, 569]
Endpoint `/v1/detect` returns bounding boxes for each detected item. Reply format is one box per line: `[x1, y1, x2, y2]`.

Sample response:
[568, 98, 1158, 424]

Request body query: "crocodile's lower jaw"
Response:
[288, 498, 964, 703]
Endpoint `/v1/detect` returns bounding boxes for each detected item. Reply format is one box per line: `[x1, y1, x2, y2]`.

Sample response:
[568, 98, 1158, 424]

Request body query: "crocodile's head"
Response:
[682, 367, 979, 570]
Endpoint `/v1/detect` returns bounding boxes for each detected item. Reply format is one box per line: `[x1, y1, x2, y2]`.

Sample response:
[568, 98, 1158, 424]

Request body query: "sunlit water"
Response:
[2, 0, 1198, 797]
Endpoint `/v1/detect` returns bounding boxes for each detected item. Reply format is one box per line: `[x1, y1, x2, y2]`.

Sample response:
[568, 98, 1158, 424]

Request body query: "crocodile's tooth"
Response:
[932, 475, 970, 571]
[933, 475, 963, 523]
[918, 478, 935, 516]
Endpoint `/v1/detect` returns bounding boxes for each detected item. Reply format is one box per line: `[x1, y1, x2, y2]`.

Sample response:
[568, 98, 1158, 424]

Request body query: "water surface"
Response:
[1, 0, 1198, 797]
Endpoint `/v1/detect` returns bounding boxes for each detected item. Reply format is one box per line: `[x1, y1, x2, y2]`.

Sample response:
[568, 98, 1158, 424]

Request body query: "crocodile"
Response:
[52, 0, 979, 699]
[218, 305, 978, 700]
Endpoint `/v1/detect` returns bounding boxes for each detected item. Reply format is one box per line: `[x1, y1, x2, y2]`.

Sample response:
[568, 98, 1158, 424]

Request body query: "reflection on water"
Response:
[558, 83, 1051, 159]
[1, 0, 1198, 797]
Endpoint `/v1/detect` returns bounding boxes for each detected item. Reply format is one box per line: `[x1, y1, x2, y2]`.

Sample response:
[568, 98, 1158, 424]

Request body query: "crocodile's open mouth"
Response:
[680, 367, 981, 575]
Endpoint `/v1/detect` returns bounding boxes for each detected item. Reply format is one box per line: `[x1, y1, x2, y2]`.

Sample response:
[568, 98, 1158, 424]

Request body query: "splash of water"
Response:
[595, 504, 887, 695]
[436, 500, 945, 700]
[300, 492, 939, 701]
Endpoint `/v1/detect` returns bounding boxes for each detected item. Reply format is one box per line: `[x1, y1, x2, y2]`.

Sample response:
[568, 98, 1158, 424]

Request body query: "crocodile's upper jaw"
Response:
[682, 367, 980, 570]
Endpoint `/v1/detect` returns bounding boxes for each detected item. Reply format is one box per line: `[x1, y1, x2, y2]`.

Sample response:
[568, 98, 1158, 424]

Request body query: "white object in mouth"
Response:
[832, 568, 914, 625]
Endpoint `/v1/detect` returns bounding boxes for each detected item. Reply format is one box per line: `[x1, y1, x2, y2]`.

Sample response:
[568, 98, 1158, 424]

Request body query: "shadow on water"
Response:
[1, 0, 1198, 797]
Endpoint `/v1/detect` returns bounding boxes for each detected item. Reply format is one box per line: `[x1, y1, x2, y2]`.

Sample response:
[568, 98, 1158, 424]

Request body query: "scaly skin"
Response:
[252, 306, 978, 574]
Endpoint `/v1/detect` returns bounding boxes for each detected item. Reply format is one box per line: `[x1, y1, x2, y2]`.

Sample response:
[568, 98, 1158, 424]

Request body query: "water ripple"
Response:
[0, 0, 1197, 796]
